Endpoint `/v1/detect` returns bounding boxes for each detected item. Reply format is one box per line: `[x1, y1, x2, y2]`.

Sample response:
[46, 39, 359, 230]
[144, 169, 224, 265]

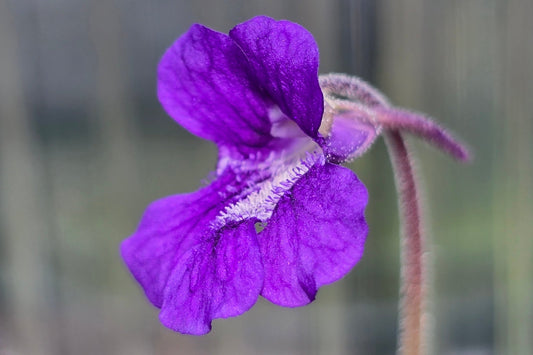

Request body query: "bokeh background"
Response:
[1, 0, 531, 354]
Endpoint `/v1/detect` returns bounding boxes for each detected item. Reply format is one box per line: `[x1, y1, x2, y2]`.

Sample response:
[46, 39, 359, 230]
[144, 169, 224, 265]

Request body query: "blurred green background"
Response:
[1, 0, 531, 354]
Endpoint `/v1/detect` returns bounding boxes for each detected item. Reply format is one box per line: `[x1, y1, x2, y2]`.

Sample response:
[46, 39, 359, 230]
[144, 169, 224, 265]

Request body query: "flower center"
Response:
[211, 109, 322, 230]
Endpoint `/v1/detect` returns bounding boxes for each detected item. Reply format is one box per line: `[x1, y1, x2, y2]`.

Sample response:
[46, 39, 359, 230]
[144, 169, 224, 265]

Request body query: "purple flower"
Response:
[121, 16, 372, 335]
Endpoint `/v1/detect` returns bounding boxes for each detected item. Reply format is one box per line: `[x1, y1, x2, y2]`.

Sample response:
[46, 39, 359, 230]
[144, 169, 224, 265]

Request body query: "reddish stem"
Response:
[318, 74, 462, 355]
[385, 131, 427, 355]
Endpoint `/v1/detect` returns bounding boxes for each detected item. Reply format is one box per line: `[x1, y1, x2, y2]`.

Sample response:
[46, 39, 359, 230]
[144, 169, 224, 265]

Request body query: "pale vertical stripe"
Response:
[88, 1, 142, 353]
[89, 0, 140, 199]
[498, 1, 533, 354]
[376, 0, 427, 106]
[0, 1, 52, 354]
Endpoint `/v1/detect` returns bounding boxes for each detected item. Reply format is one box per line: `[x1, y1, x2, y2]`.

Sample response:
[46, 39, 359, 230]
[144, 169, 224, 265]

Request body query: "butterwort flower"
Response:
[121, 15, 468, 336]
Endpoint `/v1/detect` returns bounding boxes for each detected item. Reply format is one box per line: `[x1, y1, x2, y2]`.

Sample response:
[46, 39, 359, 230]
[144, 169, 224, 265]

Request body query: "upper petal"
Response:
[158, 24, 272, 148]
[229, 16, 324, 139]
[259, 162, 368, 306]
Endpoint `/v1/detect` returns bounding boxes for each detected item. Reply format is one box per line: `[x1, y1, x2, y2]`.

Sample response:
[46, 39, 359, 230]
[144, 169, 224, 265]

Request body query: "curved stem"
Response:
[319, 74, 471, 162]
[385, 131, 427, 355]
[331, 100, 470, 162]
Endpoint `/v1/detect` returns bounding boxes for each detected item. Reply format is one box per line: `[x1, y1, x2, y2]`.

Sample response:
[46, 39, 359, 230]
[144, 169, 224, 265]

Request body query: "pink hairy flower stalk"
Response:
[320, 73, 469, 355]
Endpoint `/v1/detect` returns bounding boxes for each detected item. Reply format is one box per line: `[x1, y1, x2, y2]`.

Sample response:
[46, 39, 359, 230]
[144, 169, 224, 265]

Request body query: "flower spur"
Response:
[120, 15, 469, 339]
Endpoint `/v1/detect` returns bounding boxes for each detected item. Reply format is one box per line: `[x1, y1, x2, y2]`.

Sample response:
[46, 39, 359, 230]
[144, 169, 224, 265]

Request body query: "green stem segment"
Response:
[385, 131, 427, 355]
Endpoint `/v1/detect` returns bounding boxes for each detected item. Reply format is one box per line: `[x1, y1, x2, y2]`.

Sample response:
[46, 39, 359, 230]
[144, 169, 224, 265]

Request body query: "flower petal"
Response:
[323, 111, 380, 163]
[229, 16, 323, 139]
[159, 220, 263, 335]
[120, 170, 238, 308]
[158, 23, 272, 148]
[259, 162, 368, 306]
[121, 168, 265, 335]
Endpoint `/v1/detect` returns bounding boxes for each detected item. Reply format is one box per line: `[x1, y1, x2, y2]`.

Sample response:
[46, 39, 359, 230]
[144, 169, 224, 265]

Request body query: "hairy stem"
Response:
[385, 131, 427, 355]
